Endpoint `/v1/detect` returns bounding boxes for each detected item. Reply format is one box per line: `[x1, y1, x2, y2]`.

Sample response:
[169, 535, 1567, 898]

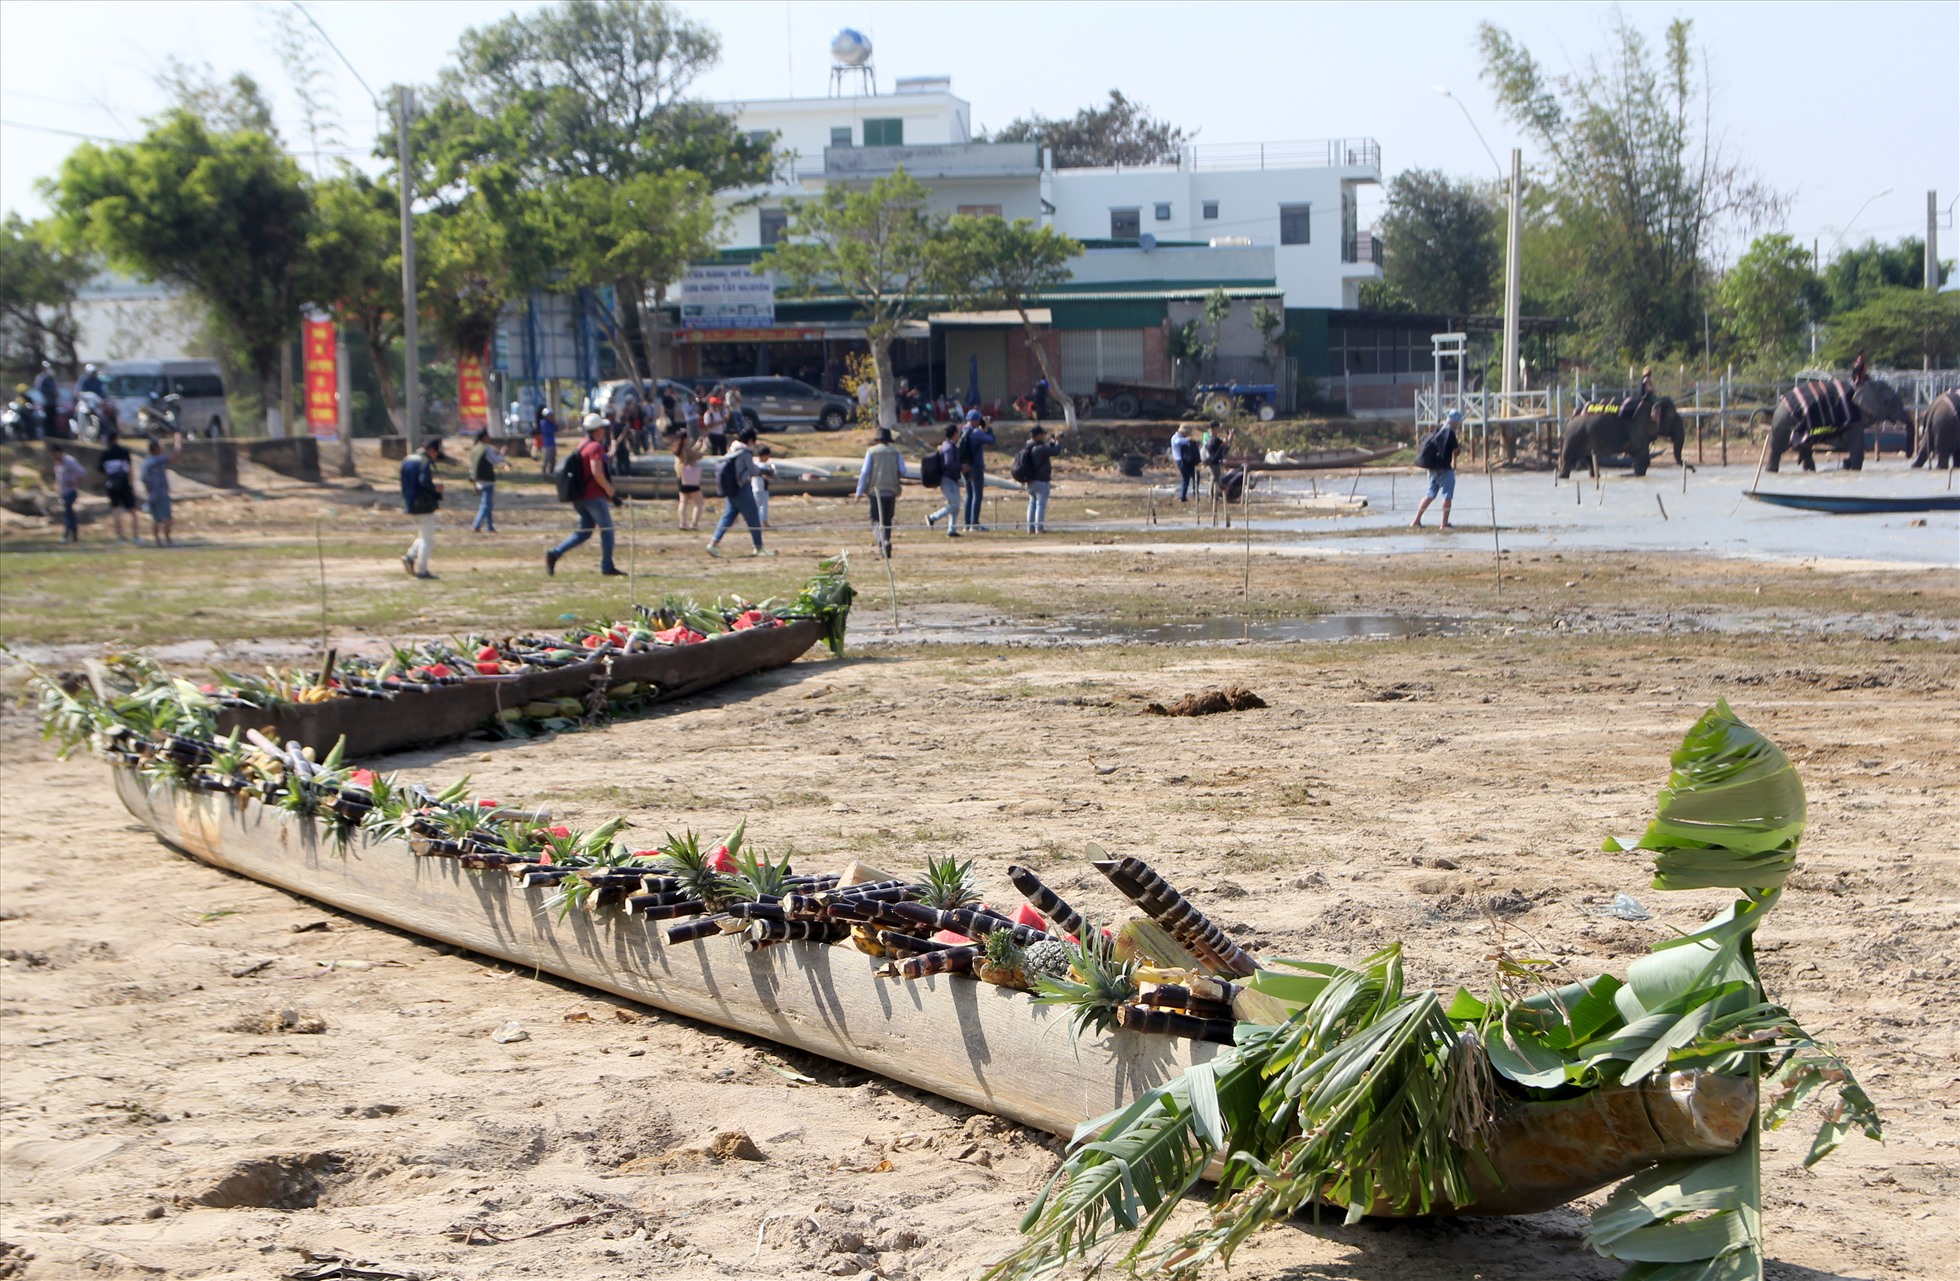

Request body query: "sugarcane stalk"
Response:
[624, 889, 697, 914]
[665, 915, 733, 945]
[1137, 986, 1235, 1022]
[725, 901, 789, 922]
[744, 920, 850, 951]
[888, 945, 980, 979]
[1091, 856, 1258, 978]
[1116, 1003, 1236, 1044]
[1006, 865, 1092, 939]
[636, 899, 707, 922]
[873, 930, 948, 955]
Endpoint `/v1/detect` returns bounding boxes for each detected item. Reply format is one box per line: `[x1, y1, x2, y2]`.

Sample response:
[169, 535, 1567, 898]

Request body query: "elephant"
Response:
[1764, 378, 1908, 472]
[1910, 390, 1959, 470]
[1557, 396, 1687, 480]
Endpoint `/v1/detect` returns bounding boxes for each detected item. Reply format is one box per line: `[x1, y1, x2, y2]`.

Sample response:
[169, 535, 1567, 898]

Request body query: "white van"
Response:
[101, 358, 231, 437]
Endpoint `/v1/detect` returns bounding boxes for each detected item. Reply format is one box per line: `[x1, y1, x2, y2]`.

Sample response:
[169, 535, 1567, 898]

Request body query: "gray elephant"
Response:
[1557, 396, 1687, 479]
[1765, 378, 1908, 472]
[1910, 389, 1958, 469]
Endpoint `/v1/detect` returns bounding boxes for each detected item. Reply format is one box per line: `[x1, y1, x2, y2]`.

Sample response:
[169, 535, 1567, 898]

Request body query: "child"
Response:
[141, 432, 183, 546]
[752, 444, 777, 527]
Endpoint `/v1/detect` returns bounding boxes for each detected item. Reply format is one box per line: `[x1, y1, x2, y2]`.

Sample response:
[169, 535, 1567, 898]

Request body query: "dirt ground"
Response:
[1, 456, 1956, 1280]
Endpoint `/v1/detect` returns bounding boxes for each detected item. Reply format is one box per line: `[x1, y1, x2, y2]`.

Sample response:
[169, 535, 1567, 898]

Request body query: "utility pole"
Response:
[1500, 148, 1522, 405]
[397, 86, 420, 450]
[1928, 191, 1940, 291]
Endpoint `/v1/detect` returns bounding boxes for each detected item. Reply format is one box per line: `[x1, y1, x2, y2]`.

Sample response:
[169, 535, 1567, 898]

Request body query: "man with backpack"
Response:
[1410, 408, 1462, 530]
[1168, 425, 1199, 501]
[705, 426, 772, 558]
[923, 424, 964, 538]
[855, 426, 912, 558]
[468, 429, 507, 533]
[957, 409, 994, 532]
[1201, 425, 1233, 501]
[545, 414, 623, 576]
[399, 437, 447, 578]
[1012, 425, 1065, 533]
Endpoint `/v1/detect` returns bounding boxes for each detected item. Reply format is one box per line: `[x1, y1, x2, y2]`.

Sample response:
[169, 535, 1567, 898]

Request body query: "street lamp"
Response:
[1433, 86, 1503, 181]
[1825, 186, 1894, 260]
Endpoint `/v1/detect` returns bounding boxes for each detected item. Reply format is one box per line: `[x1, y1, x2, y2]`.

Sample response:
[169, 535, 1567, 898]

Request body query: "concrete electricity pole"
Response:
[1928, 191, 1940, 292]
[397, 86, 421, 451]
[1500, 148, 1523, 404]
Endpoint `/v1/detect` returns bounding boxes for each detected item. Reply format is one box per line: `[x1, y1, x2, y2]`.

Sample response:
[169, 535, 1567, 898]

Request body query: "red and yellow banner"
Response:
[457, 348, 490, 429]
[302, 318, 338, 439]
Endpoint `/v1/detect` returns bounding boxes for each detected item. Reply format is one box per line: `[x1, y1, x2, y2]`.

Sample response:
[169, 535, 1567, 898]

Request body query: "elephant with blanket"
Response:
[1911, 389, 1958, 470]
[1557, 394, 1687, 480]
[1764, 377, 1907, 472]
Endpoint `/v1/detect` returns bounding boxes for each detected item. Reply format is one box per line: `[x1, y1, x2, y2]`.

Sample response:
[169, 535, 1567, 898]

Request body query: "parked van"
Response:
[101, 359, 231, 437]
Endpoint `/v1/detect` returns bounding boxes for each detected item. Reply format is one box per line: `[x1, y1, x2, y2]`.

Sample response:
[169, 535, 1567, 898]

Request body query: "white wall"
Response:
[729, 89, 970, 172]
[72, 276, 206, 362]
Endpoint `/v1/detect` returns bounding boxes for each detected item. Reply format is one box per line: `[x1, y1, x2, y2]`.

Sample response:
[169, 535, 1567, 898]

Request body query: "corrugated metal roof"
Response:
[1034, 287, 1281, 302]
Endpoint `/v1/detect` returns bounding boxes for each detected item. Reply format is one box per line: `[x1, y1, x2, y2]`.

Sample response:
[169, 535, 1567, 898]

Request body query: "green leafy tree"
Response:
[302, 170, 407, 430]
[1355, 279, 1416, 313]
[46, 107, 312, 434]
[1820, 288, 1960, 369]
[986, 90, 1185, 168]
[768, 170, 949, 429]
[1378, 169, 1502, 314]
[936, 216, 1084, 429]
[1717, 234, 1822, 361]
[1823, 237, 1951, 316]
[0, 215, 87, 381]
[1478, 15, 1782, 361]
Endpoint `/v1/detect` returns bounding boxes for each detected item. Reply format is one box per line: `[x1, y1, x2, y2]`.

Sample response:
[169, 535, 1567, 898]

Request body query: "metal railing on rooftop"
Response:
[1051, 138, 1383, 174]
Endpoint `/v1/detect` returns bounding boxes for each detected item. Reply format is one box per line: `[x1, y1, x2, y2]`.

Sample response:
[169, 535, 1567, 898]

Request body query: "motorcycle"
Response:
[72, 390, 110, 441]
[1, 399, 41, 441]
[136, 392, 182, 438]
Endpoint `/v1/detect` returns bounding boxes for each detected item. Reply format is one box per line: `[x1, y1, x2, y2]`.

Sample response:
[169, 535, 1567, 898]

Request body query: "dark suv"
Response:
[719, 377, 854, 432]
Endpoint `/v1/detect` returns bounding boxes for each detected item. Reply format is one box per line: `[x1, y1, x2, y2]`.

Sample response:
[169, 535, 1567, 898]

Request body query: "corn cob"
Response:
[1116, 1003, 1236, 1044]
[1006, 865, 1092, 939]
[1091, 856, 1257, 978]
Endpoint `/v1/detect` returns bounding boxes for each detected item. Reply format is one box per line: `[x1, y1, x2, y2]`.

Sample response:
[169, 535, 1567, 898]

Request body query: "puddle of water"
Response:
[849, 612, 1456, 647]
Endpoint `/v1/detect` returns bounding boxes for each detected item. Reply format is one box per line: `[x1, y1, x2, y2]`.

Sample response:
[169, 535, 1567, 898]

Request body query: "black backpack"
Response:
[919, 449, 943, 487]
[1010, 444, 1035, 483]
[553, 447, 586, 501]
[1416, 427, 1451, 470]
[716, 451, 746, 497]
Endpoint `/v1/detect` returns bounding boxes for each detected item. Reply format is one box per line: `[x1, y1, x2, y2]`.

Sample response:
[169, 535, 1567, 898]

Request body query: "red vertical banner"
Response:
[457, 348, 490, 430]
[302, 318, 338, 439]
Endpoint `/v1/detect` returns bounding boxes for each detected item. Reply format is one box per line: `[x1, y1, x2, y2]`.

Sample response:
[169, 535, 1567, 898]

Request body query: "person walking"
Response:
[1410, 408, 1462, 530]
[1201, 424, 1233, 502]
[1169, 424, 1198, 502]
[546, 414, 624, 577]
[751, 444, 776, 527]
[957, 409, 994, 532]
[705, 426, 772, 557]
[855, 426, 911, 558]
[1016, 424, 1064, 533]
[924, 423, 964, 538]
[399, 437, 447, 578]
[670, 425, 707, 530]
[534, 405, 559, 478]
[140, 431, 183, 547]
[34, 362, 59, 433]
[1031, 376, 1050, 423]
[98, 430, 140, 542]
[468, 429, 507, 533]
[47, 439, 84, 542]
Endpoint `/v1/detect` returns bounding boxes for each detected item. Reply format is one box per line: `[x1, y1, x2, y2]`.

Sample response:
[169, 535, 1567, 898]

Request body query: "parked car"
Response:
[102, 359, 231, 437]
[717, 376, 854, 432]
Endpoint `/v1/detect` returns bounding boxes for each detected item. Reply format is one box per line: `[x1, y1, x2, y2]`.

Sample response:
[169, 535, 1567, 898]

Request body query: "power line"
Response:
[291, 1, 379, 108]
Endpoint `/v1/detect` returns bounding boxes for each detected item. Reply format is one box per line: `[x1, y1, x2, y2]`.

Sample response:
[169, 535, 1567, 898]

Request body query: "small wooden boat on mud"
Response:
[1254, 445, 1401, 470]
[1745, 489, 1960, 514]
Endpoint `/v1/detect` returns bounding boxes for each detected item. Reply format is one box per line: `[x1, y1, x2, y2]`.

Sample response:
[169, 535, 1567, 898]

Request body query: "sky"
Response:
[2, 0, 1955, 266]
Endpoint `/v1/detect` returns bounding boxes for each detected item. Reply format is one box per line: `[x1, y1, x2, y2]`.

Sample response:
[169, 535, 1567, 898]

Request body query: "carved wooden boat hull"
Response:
[1746, 489, 1960, 514]
[213, 619, 825, 759]
[109, 768, 1752, 1214]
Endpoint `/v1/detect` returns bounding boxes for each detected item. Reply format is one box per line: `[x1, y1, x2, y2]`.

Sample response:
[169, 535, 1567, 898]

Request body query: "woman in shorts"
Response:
[98, 430, 141, 542]
[670, 425, 706, 530]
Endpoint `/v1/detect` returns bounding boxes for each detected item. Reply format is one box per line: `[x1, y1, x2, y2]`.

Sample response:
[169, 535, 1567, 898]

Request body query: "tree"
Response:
[1820, 288, 1960, 369]
[1377, 170, 1502, 314]
[768, 170, 948, 429]
[0, 215, 86, 381]
[302, 170, 407, 430]
[936, 217, 1084, 429]
[986, 90, 1185, 168]
[46, 108, 311, 435]
[1823, 237, 1952, 317]
[1718, 234, 1822, 361]
[1478, 15, 1782, 360]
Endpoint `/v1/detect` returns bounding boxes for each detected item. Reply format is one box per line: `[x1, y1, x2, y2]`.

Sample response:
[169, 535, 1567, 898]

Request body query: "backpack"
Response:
[1416, 427, 1451, 470]
[1202, 434, 1226, 465]
[1010, 444, 1035, 483]
[553, 446, 586, 501]
[919, 449, 943, 488]
[716, 450, 746, 497]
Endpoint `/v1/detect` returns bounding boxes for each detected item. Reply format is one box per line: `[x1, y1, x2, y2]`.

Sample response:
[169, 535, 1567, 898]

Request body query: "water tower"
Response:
[829, 28, 875, 97]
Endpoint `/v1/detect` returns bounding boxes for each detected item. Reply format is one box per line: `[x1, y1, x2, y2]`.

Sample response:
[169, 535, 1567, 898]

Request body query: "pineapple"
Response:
[1021, 939, 1073, 985]
[918, 854, 980, 912]
[976, 927, 1028, 989]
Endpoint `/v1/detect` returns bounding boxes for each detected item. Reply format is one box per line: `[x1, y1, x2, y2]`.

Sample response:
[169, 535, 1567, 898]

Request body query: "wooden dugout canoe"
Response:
[212, 618, 825, 760]
[1744, 489, 1960, 515]
[109, 765, 1754, 1214]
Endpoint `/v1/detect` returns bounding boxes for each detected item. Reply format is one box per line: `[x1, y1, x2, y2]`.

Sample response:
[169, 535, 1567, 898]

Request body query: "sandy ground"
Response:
[2, 499, 1957, 1280]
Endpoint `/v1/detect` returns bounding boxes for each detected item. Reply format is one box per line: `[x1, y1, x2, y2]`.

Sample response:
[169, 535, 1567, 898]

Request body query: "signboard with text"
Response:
[302, 318, 338, 440]
[457, 349, 490, 429]
[679, 265, 775, 329]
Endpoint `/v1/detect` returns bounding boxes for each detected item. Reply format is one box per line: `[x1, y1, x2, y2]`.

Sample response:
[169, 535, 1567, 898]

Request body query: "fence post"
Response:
[1695, 381, 1703, 465]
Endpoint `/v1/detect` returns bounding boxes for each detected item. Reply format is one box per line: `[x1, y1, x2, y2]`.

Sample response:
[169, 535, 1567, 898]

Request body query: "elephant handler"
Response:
[1410, 409, 1462, 530]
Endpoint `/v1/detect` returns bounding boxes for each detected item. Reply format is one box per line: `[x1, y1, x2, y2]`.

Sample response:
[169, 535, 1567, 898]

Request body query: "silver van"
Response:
[101, 359, 231, 437]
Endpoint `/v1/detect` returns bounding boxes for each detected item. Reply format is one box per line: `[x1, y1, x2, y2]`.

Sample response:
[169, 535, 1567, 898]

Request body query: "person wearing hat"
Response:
[706, 426, 773, 557]
[1410, 408, 1462, 530]
[534, 404, 558, 478]
[703, 394, 729, 457]
[956, 409, 995, 532]
[854, 426, 913, 558]
[546, 413, 624, 577]
[1016, 424, 1065, 534]
[399, 437, 447, 578]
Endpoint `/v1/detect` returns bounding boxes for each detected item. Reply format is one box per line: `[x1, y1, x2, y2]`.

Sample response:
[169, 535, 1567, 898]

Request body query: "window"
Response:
[1279, 203, 1311, 245]
[1110, 207, 1141, 238]
[746, 130, 771, 147]
[830, 126, 852, 147]
[863, 117, 903, 146]
[955, 204, 1003, 218]
[169, 374, 225, 398]
[1154, 202, 1172, 221]
[759, 208, 789, 246]
[1202, 200, 1219, 220]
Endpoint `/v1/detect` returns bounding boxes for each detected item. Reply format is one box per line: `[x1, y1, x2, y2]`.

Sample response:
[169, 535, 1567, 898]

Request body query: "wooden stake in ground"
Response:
[882, 537, 899, 632]
[314, 519, 329, 656]
[1241, 463, 1253, 632]
[627, 498, 637, 605]
[1486, 457, 1502, 601]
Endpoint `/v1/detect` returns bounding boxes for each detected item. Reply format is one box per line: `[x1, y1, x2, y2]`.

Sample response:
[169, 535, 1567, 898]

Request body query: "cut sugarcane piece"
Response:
[1135, 985, 1234, 1022]
[624, 890, 697, 914]
[873, 930, 947, 955]
[879, 901, 1051, 946]
[888, 945, 979, 979]
[1090, 850, 1258, 978]
[1113, 919, 1207, 972]
[665, 916, 732, 945]
[725, 901, 788, 922]
[1005, 865, 1092, 940]
[636, 899, 706, 922]
[745, 919, 850, 951]
[1115, 1003, 1236, 1044]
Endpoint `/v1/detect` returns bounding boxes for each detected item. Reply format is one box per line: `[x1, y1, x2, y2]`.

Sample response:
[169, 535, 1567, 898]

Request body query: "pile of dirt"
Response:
[1145, 685, 1267, 716]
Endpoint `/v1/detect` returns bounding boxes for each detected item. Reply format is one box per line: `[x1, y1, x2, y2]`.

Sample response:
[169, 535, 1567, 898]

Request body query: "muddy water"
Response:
[848, 611, 1457, 647]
